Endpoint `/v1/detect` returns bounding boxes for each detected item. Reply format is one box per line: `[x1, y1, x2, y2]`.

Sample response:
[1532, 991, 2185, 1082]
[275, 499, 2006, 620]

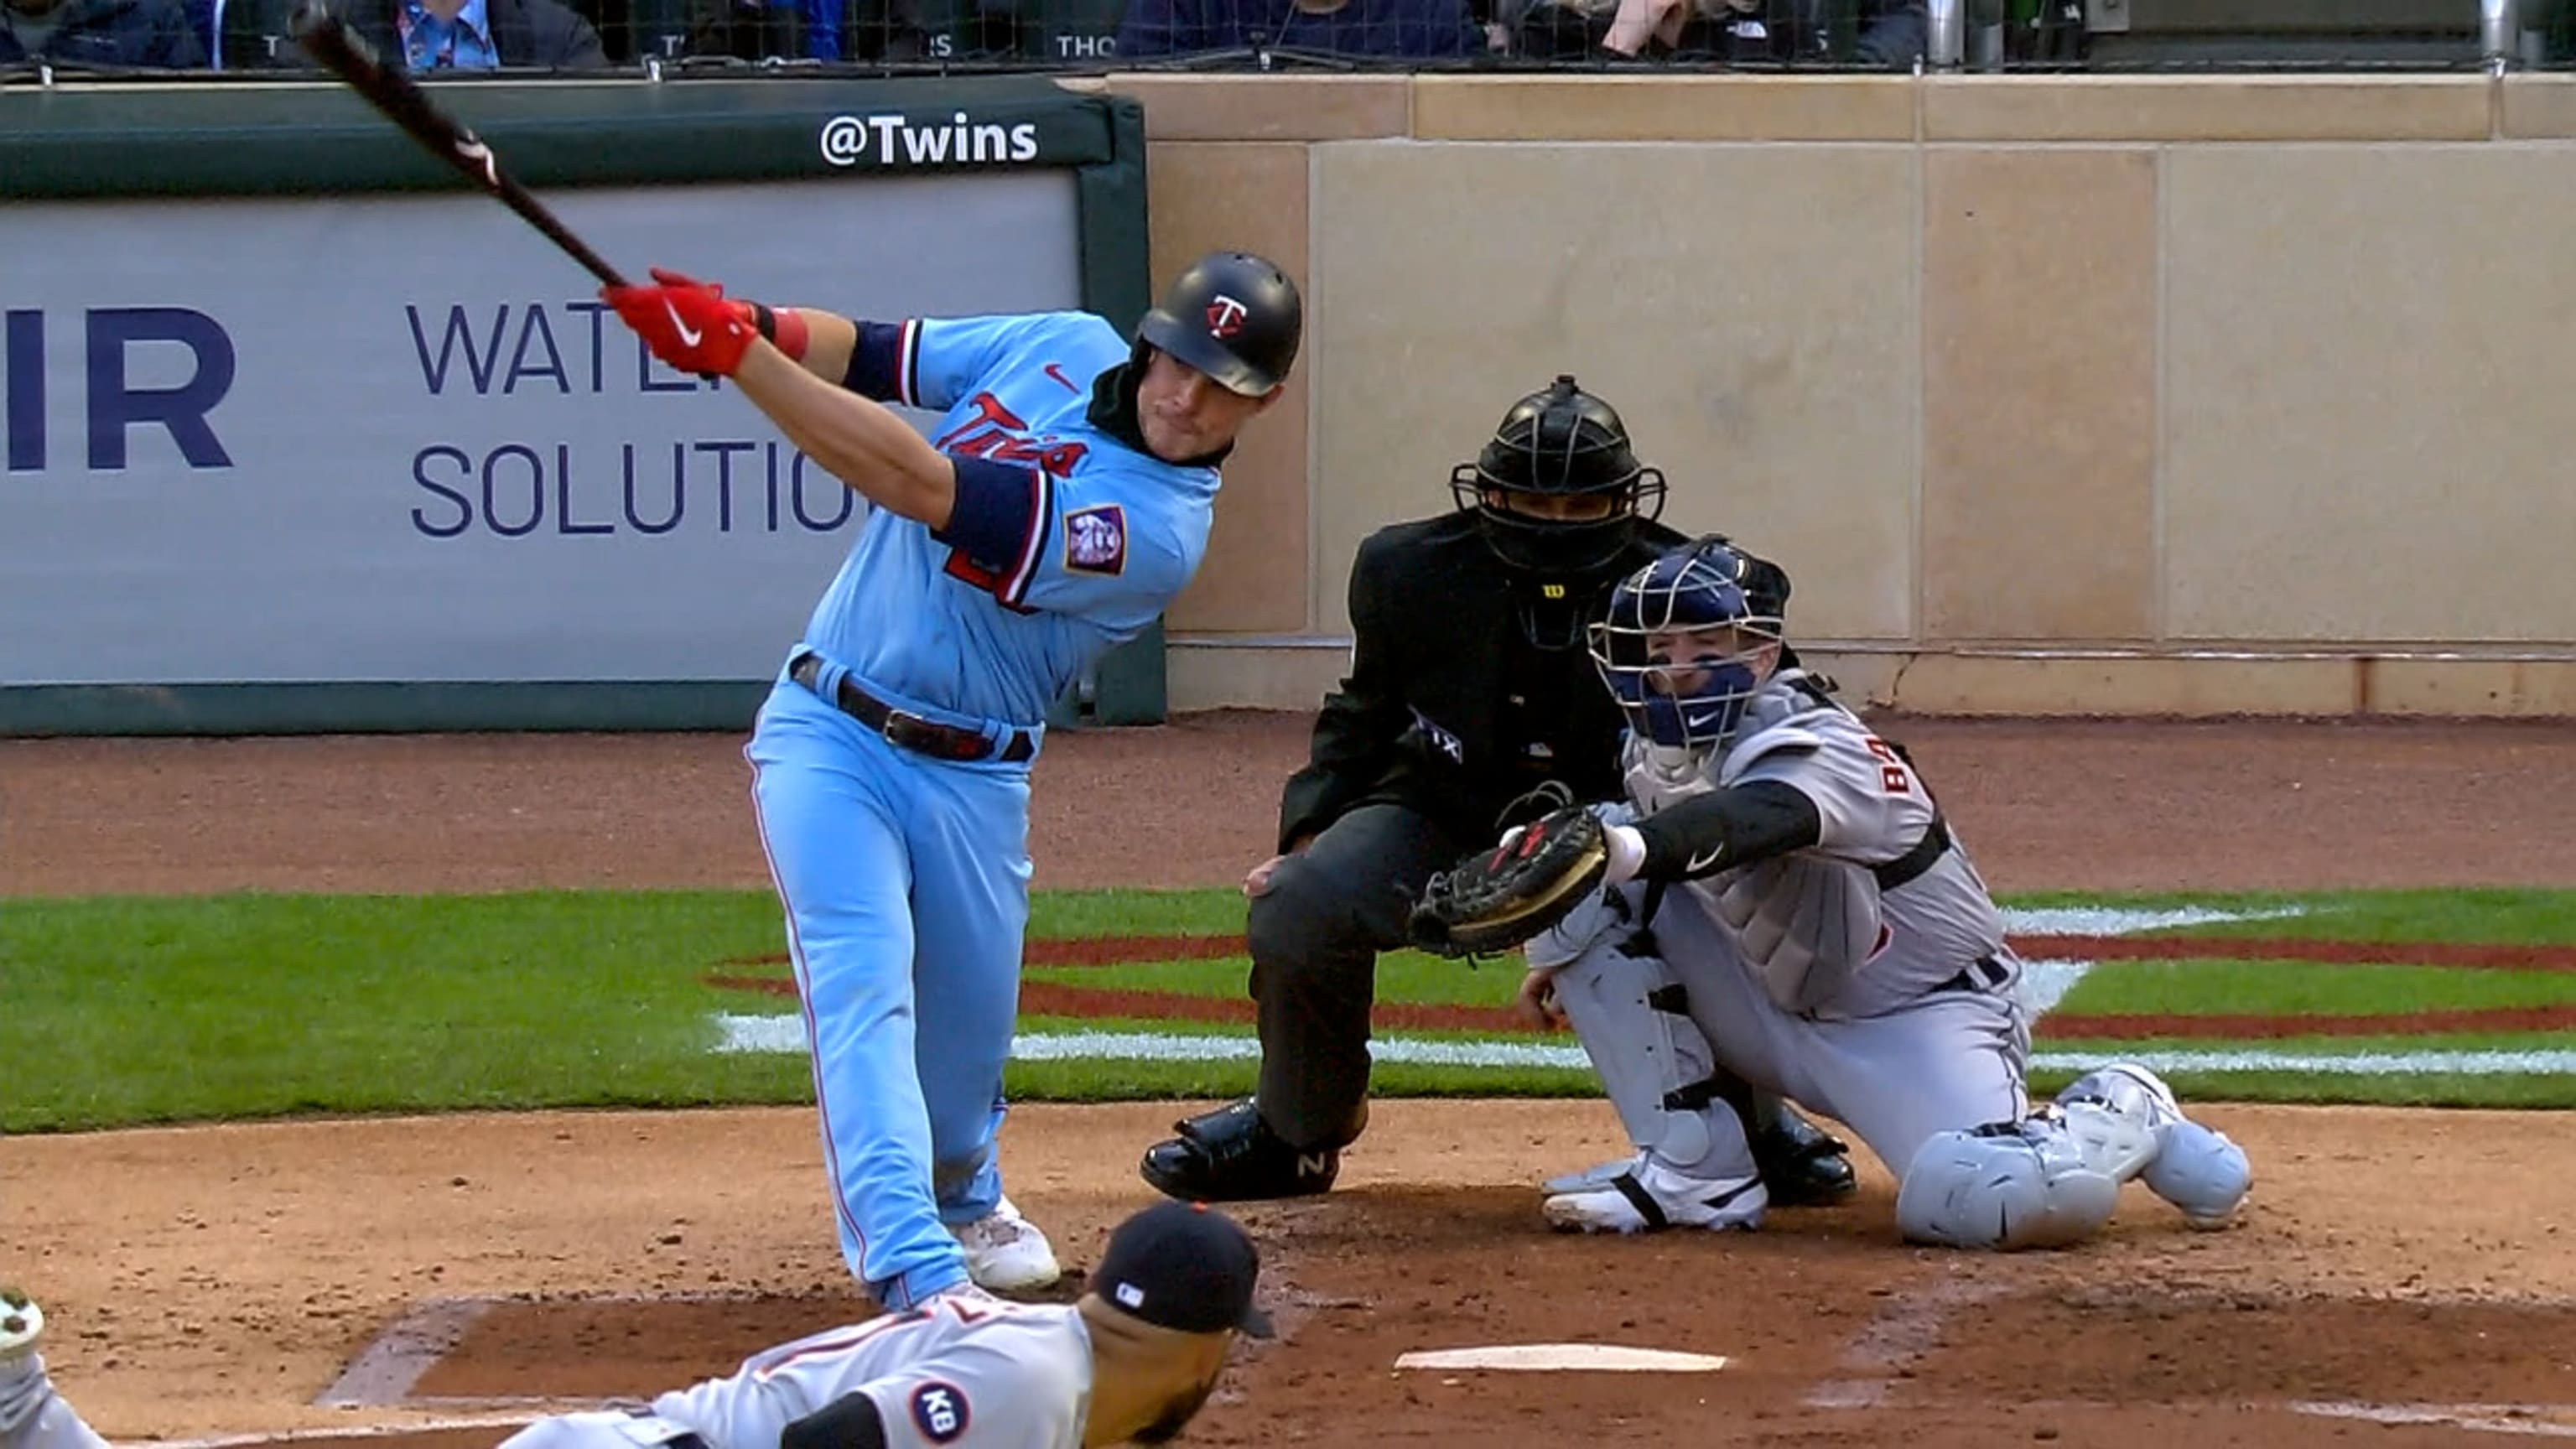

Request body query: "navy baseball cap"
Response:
[1093, 1202, 1274, 1339]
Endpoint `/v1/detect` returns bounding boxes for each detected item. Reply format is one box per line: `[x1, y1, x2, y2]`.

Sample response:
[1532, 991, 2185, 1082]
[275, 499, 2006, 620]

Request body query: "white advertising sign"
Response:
[0, 173, 1081, 685]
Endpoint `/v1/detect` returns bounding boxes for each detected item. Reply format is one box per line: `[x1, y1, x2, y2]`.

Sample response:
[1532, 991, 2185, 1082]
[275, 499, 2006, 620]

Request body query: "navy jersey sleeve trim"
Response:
[842, 319, 922, 404]
[932, 456, 1053, 605]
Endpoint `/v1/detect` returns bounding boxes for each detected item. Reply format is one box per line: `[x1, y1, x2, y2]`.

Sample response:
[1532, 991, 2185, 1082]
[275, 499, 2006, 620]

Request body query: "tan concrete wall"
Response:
[1085, 73, 2576, 716]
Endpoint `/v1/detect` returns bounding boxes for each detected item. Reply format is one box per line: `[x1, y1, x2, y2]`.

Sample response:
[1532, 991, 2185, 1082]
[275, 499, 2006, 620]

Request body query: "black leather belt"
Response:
[1937, 954, 2013, 995]
[790, 654, 1036, 764]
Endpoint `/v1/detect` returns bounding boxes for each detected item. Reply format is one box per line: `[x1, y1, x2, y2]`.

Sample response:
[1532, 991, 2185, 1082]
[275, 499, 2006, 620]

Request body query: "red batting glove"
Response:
[602, 267, 758, 378]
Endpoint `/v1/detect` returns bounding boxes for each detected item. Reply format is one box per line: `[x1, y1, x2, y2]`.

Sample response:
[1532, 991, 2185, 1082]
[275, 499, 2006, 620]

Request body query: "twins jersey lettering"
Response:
[808, 311, 1218, 726]
[648, 1296, 1093, 1449]
[1626, 671, 2012, 1019]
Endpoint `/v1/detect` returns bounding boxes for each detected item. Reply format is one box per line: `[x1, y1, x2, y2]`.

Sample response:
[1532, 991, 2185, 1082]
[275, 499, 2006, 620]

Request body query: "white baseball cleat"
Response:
[1542, 1157, 1633, 1196]
[949, 1197, 1062, 1292]
[2059, 1063, 2251, 1229]
[1542, 1157, 1767, 1235]
[0, 1288, 43, 1363]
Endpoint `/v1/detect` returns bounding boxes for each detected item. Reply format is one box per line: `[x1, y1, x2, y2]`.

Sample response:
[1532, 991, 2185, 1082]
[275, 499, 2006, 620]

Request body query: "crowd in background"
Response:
[0, 0, 2562, 86]
[0, 0, 2150, 74]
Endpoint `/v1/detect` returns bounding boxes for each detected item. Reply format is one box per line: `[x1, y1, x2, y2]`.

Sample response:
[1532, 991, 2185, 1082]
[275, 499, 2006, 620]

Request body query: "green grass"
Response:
[2016, 887, 2576, 945]
[3, 886, 2573, 1133]
[1026, 949, 1519, 1007]
[2059, 958, 2576, 1015]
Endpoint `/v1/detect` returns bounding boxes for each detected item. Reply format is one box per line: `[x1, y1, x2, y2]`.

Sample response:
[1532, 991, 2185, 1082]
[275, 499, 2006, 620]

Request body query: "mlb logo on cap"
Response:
[1093, 1201, 1274, 1338]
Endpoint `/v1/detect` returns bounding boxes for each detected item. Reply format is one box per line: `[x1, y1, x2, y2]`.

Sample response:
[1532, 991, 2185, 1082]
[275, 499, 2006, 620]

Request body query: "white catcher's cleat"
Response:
[2059, 1063, 2251, 1230]
[1543, 1156, 1767, 1235]
[0, 1289, 41, 1363]
[1542, 1157, 1633, 1196]
[950, 1197, 1062, 1293]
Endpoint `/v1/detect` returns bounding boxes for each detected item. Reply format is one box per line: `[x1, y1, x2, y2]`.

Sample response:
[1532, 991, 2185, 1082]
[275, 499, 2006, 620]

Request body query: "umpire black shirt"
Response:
[1278, 512, 1794, 855]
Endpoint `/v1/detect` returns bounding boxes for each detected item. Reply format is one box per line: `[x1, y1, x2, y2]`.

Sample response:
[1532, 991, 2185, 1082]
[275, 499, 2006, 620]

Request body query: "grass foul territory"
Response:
[4, 887, 2574, 1133]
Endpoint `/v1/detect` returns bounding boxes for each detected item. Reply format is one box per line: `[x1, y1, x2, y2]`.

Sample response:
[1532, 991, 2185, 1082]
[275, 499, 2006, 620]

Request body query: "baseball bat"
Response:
[289, 0, 631, 289]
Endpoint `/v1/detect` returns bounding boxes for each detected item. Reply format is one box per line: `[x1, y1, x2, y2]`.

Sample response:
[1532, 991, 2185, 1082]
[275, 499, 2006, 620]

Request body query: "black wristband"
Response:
[750, 302, 779, 341]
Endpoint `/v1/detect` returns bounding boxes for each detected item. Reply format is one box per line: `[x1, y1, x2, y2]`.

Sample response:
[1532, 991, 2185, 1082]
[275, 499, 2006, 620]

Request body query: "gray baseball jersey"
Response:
[3, 1299, 1090, 1449]
[1623, 670, 2014, 1021]
[647, 1296, 1092, 1449]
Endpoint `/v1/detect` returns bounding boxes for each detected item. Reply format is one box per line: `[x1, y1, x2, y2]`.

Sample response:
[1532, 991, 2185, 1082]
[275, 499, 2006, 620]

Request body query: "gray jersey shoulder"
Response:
[652, 1300, 1092, 1449]
[1715, 677, 1937, 867]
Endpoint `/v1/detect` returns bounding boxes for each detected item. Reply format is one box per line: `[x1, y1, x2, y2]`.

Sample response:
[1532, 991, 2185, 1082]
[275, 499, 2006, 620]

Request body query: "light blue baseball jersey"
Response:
[805, 311, 1221, 728]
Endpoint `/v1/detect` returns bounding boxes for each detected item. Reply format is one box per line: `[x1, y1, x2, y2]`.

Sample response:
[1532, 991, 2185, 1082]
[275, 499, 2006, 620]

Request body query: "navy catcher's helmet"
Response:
[1590, 536, 1784, 750]
[1450, 374, 1668, 574]
[1137, 252, 1302, 397]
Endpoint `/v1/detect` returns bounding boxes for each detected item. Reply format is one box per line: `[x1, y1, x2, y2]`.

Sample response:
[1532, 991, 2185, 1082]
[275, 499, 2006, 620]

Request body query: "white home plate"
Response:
[1395, 1344, 1729, 1373]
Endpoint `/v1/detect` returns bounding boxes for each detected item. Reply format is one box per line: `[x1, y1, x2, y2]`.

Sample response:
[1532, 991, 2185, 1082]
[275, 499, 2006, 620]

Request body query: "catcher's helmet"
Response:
[1590, 536, 1784, 750]
[1137, 251, 1302, 397]
[1450, 374, 1668, 574]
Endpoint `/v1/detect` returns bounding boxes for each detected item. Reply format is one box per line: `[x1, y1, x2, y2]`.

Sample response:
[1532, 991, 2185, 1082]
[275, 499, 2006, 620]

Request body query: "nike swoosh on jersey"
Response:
[664, 298, 703, 348]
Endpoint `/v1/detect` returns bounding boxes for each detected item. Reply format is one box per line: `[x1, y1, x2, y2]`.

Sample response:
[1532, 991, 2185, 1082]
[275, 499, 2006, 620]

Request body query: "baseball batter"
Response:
[1503, 536, 2254, 1247]
[0, 1202, 1272, 1449]
[603, 254, 1301, 1307]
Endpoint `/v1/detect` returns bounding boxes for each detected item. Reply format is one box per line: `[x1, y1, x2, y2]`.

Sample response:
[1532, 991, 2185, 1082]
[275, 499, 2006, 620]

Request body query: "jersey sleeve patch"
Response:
[934, 457, 1053, 607]
[1062, 504, 1128, 575]
[908, 1381, 971, 1444]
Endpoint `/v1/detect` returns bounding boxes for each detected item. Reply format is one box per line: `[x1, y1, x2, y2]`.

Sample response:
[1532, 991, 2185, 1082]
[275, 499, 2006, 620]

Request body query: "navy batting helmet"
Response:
[1590, 536, 1784, 750]
[1450, 375, 1667, 574]
[1137, 252, 1302, 397]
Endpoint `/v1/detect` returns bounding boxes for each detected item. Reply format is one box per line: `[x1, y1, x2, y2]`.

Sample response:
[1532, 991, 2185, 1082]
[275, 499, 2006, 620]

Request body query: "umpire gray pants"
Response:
[1247, 803, 1462, 1149]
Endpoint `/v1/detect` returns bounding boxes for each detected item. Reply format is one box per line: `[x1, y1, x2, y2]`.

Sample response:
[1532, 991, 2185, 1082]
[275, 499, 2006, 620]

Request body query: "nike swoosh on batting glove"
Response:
[602, 267, 756, 378]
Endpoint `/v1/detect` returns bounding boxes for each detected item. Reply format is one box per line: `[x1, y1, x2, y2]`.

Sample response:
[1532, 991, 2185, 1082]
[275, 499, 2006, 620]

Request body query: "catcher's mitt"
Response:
[1408, 804, 1611, 959]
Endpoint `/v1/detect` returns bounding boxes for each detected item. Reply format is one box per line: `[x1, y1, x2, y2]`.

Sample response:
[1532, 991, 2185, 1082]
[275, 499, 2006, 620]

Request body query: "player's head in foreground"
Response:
[1075, 1201, 1273, 1446]
[1122, 252, 1301, 466]
[1590, 534, 1785, 755]
[1451, 374, 1669, 577]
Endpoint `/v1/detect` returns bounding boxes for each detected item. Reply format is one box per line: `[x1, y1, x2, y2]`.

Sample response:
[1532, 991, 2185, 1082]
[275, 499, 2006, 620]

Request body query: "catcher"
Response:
[1138, 375, 1853, 1210]
[1410, 535, 2254, 1247]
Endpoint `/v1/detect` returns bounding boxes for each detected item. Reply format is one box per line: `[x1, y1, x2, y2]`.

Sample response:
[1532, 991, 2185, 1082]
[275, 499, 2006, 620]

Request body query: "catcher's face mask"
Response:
[1592, 538, 1783, 750]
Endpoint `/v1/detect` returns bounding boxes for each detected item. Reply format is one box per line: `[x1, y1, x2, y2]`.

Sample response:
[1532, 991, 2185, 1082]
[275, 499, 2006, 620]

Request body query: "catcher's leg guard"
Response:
[1540, 935, 1765, 1233]
[1895, 1117, 2118, 1250]
[2058, 1064, 2251, 1228]
[1547, 937, 1742, 1176]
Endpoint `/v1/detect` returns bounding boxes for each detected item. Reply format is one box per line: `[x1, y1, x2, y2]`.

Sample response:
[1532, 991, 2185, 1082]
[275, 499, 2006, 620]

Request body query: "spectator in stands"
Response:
[367, 0, 608, 66]
[200, 0, 603, 67]
[1509, 0, 1920, 63]
[2, 0, 205, 65]
[801, 0, 928, 60]
[1117, 0, 1482, 59]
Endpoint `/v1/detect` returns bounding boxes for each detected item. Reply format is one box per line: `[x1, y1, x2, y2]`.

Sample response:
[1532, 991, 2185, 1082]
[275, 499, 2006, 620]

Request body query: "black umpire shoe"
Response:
[1140, 1098, 1340, 1202]
[1753, 1110, 1859, 1207]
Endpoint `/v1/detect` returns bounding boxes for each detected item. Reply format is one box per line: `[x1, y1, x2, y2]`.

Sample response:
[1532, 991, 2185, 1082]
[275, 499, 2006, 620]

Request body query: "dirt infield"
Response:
[5, 709, 2575, 1448]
